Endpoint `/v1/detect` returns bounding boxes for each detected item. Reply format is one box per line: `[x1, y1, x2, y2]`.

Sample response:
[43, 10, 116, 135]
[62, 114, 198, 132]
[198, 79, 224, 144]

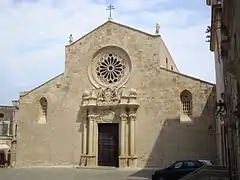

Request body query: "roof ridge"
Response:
[66, 20, 160, 47]
[160, 67, 215, 85]
[20, 73, 64, 97]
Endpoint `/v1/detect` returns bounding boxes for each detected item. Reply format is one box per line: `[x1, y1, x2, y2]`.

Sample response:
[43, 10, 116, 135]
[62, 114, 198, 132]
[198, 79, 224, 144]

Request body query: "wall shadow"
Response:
[76, 106, 87, 165]
[128, 89, 217, 179]
[76, 106, 86, 131]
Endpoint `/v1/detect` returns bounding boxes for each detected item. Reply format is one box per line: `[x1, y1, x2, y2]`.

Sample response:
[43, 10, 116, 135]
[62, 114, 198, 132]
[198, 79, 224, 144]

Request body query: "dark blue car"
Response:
[152, 160, 208, 180]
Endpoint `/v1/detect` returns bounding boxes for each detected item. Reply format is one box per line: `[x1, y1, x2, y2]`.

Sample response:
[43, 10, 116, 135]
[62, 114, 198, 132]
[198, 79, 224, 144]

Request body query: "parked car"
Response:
[152, 159, 210, 180]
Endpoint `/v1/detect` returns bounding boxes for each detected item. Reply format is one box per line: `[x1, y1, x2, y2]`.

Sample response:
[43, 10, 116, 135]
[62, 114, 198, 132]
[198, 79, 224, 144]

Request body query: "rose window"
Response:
[96, 53, 126, 84]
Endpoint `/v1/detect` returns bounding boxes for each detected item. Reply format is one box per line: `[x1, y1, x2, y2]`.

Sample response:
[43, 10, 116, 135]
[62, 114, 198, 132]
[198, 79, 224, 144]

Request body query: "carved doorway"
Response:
[98, 123, 119, 167]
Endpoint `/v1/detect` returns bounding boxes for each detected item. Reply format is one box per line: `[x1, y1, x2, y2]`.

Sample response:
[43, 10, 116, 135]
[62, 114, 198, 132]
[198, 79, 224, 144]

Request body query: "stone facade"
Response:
[16, 21, 217, 168]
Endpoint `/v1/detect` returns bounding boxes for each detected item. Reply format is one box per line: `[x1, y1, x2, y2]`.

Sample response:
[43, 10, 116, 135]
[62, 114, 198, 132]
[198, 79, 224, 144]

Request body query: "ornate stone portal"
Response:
[80, 87, 139, 168]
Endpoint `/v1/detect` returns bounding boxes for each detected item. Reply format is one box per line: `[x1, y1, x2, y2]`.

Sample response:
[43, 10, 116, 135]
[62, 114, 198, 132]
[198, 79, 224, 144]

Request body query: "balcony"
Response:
[207, 0, 222, 6]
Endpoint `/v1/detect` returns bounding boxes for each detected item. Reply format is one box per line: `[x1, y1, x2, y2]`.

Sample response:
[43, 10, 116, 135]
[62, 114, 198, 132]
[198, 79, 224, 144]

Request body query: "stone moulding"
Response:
[81, 87, 139, 108]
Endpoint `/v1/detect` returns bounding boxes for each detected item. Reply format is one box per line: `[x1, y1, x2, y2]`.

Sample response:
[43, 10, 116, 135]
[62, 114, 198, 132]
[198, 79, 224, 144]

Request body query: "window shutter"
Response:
[2, 123, 8, 136]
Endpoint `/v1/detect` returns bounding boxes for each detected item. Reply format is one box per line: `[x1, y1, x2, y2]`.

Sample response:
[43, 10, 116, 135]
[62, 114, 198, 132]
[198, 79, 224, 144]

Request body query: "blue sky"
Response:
[0, 0, 214, 105]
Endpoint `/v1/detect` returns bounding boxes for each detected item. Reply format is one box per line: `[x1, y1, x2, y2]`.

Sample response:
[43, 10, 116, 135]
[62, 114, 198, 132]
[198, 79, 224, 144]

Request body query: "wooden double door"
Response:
[0, 152, 5, 166]
[98, 123, 119, 167]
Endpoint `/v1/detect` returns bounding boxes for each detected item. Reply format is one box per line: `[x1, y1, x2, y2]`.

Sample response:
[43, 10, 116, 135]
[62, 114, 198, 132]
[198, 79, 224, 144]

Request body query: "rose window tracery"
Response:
[88, 46, 132, 88]
[96, 53, 126, 84]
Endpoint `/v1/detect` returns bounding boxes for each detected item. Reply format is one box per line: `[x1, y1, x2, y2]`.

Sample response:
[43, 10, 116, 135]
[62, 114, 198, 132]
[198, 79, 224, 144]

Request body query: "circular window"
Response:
[88, 46, 132, 88]
[96, 53, 126, 84]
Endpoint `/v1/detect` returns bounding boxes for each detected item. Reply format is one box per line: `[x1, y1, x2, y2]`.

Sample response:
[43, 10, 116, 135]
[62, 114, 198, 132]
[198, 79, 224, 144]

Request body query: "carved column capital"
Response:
[88, 114, 97, 121]
[120, 113, 128, 121]
[129, 113, 137, 121]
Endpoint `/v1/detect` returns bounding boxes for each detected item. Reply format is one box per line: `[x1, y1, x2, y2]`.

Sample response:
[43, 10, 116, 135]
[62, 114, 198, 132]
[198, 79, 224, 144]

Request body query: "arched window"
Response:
[38, 97, 48, 124]
[180, 90, 192, 116]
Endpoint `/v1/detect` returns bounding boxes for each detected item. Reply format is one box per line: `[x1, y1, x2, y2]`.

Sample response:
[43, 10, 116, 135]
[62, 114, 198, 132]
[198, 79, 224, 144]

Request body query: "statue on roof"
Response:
[69, 34, 73, 44]
[155, 23, 160, 35]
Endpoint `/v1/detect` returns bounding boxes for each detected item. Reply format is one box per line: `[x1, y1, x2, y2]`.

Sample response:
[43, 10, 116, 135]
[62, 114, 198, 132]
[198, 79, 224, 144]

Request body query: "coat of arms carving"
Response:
[97, 87, 119, 106]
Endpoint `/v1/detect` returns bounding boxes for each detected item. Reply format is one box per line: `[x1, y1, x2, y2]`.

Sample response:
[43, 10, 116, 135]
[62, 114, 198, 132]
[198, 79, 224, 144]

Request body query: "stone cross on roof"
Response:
[106, 4, 115, 21]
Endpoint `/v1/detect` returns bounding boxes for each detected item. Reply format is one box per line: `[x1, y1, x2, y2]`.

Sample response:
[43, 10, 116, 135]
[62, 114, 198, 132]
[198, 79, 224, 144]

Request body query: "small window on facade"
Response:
[166, 57, 168, 69]
[171, 66, 173, 70]
[38, 97, 48, 124]
[180, 90, 192, 116]
[182, 96, 191, 114]
[0, 113, 4, 118]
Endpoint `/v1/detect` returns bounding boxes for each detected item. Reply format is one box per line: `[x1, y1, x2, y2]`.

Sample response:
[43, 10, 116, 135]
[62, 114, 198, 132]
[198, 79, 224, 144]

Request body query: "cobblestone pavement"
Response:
[0, 167, 154, 180]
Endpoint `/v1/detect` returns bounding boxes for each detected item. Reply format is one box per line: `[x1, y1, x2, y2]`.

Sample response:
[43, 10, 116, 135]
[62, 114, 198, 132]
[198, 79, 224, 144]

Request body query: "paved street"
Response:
[0, 167, 154, 180]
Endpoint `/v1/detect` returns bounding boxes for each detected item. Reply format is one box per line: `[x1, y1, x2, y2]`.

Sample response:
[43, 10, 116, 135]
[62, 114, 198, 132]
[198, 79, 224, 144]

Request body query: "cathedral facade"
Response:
[16, 21, 217, 168]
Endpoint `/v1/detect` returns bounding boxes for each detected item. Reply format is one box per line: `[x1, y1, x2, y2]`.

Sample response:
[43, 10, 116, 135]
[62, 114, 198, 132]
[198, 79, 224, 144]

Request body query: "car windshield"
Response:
[198, 160, 212, 165]
[169, 161, 184, 169]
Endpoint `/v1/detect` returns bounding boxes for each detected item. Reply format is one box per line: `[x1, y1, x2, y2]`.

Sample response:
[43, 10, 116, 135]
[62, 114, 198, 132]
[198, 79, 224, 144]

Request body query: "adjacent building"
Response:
[207, 0, 240, 179]
[206, 0, 226, 166]
[0, 103, 18, 167]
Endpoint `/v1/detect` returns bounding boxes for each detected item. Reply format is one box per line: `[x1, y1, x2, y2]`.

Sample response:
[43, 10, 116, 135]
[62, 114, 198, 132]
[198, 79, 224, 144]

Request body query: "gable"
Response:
[66, 20, 179, 74]
[19, 73, 64, 99]
[66, 20, 157, 47]
[17, 20, 210, 101]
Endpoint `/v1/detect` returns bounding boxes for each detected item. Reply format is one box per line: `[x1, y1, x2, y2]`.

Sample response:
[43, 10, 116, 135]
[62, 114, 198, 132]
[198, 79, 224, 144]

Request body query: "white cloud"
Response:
[0, 0, 215, 104]
[114, 0, 168, 12]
